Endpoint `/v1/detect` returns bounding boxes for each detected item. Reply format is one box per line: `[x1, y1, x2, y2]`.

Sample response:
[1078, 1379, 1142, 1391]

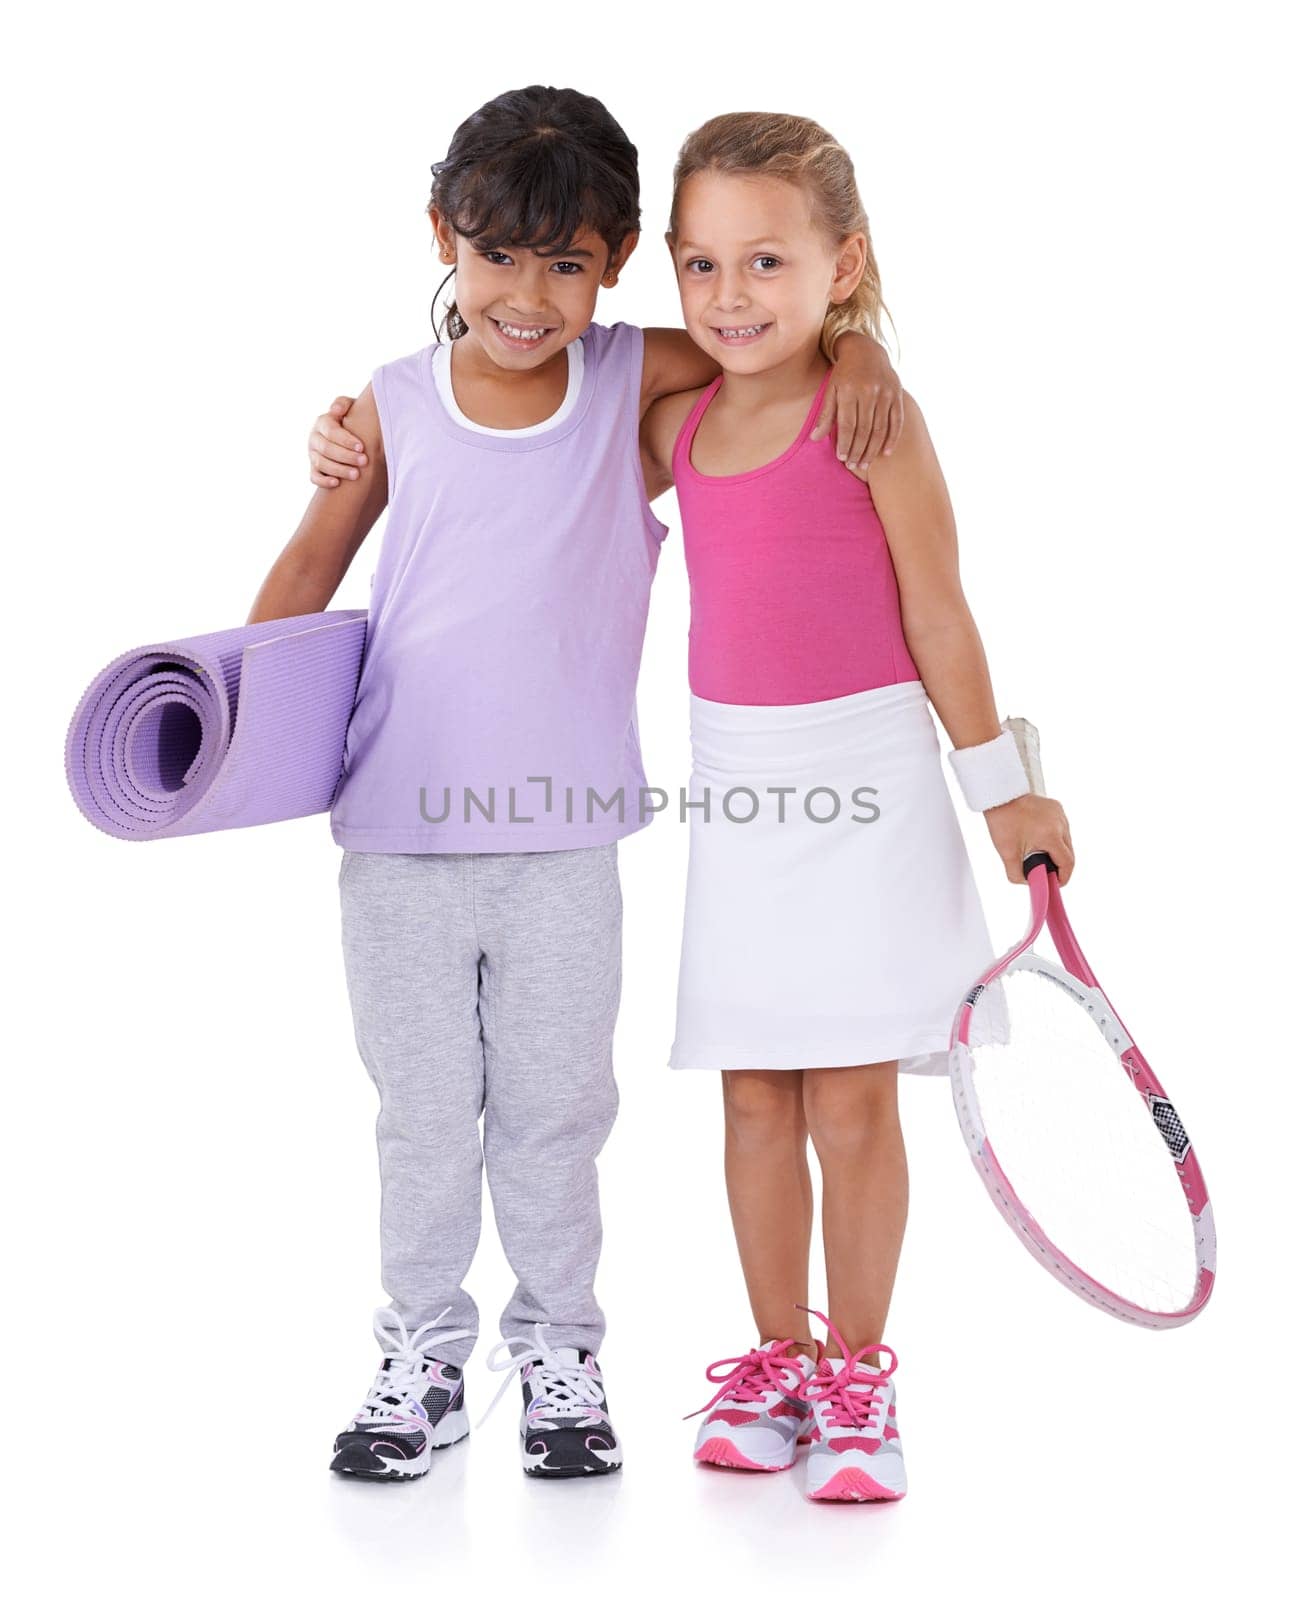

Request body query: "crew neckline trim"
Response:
[423, 331, 597, 451]
[432, 337, 585, 437]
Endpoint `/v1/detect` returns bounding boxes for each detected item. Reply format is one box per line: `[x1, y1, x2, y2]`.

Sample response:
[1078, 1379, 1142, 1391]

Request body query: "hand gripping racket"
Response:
[948, 729, 1215, 1328]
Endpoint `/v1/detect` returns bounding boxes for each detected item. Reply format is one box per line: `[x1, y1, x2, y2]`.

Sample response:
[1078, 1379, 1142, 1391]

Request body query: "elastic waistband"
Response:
[688, 680, 933, 779]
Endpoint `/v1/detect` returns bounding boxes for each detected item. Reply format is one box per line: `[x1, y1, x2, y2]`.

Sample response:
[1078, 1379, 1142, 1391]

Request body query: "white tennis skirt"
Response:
[667, 680, 997, 1076]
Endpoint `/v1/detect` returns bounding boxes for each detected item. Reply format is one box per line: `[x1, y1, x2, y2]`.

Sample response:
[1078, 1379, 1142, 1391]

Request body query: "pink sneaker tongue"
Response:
[817, 1356, 883, 1379]
[761, 1338, 816, 1372]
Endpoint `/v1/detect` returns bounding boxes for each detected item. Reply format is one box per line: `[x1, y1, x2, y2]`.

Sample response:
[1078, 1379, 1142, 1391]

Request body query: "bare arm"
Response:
[638, 387, 705, 501]
[639, 328, 721, 414]
[247, 385, 388, 624]
[867, 395, 1000, 750]
[868, 393, 1074, 882]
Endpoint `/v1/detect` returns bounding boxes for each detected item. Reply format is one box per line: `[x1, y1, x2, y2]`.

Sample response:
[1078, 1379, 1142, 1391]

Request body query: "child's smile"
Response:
[487, 316, 561, 353]
[714, 321, 773, 345]
[431, 212, 636, 375]
[671, 170, 856, 376]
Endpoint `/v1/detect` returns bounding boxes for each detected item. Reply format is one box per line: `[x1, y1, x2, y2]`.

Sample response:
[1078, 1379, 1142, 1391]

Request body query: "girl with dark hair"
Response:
[254, 84, 903, 1485]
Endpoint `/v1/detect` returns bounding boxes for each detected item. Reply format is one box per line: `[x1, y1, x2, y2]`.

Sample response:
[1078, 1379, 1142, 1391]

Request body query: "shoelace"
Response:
[478, 1323, 606, 1427]
[798, 1305, 898, 1433]
[683, 1338, 810, 1421]
[358, 1306, 471, 1423]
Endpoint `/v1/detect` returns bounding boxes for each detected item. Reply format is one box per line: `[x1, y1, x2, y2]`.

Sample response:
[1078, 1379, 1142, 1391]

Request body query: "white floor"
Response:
[8, 820, 1277, 1594]
[21, 1246, 1271, 1597]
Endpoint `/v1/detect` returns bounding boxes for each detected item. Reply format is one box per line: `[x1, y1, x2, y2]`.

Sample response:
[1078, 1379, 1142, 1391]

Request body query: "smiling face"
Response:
[669, 170, 864, 374]
[432, 209, 637, 370]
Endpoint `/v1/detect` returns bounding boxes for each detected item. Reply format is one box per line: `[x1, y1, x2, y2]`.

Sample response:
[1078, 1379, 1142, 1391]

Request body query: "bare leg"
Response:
[802, 1062, 908, 1357]
[721, 1069, 814, 1355]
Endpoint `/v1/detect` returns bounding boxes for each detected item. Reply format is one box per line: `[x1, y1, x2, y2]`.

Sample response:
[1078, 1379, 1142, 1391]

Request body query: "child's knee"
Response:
[722, 1071, 803, 1148]
[803, 1065, 899, 1153]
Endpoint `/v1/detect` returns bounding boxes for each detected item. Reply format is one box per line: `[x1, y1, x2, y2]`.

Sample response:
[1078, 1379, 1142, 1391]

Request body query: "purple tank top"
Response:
[329, 321, 667, 853]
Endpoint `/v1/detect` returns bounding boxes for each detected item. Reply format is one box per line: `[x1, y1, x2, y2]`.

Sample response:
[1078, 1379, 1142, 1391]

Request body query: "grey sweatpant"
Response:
[337, 844, 622, 1366]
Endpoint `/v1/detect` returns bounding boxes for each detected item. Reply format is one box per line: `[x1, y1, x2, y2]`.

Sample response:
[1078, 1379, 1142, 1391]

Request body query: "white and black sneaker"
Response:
[330, 1307, 471, 1481]
[483, 1326, 622, 1477]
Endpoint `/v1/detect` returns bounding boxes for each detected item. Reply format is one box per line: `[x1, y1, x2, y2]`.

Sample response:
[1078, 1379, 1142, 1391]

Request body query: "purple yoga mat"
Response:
[65, 609, 369, 840]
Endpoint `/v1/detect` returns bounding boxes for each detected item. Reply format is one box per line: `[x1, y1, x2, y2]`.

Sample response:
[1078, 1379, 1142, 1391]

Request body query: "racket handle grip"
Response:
[1023, 850, 1058, 876]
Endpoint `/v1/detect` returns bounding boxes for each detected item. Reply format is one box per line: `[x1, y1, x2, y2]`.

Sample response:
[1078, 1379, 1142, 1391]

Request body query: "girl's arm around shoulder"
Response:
[639, 385, 708, 501]
[246, 384, 388, 624]
[639, 328, 719, 418]
[639, 327, 904, 475]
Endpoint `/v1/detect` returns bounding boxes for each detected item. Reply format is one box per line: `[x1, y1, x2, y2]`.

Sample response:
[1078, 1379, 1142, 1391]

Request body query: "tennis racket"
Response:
[947, 728, 1215, 1328]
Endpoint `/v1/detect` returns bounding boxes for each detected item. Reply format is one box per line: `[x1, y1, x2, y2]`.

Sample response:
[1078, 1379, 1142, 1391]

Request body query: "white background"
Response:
[4, 2, 1287, 1594]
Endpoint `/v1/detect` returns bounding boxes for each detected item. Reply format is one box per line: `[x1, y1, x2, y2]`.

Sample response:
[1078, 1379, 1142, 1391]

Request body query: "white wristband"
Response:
[948, 727, 1031, 811]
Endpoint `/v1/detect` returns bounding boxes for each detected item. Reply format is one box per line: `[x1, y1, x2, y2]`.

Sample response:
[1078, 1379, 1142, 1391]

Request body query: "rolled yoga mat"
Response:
[65, 609, 369, 840]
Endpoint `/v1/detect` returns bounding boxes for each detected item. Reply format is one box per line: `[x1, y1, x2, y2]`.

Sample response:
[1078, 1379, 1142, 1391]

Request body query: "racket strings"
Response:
[966, 963, 1198, 1314]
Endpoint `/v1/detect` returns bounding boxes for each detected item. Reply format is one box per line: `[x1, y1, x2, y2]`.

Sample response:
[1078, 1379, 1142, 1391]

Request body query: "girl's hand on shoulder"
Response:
[813, 333, 904, 480]
[984, 794, 1075, 885]
[310, 396, 369, 488]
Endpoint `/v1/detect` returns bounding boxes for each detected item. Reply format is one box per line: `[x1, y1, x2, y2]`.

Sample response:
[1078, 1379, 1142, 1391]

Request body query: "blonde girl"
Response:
[637, 113, 1072, 1502]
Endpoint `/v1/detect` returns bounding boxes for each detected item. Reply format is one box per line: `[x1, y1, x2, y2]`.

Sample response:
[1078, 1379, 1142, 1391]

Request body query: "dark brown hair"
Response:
[429, 86, 641, 339]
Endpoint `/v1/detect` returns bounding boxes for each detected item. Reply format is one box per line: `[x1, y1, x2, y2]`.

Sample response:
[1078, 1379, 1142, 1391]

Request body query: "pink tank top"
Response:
[672, 370, 920, 706]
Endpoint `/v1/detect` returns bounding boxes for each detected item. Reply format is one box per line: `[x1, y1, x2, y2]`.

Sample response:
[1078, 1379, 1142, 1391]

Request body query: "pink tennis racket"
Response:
[948, 850, 1215, 1328]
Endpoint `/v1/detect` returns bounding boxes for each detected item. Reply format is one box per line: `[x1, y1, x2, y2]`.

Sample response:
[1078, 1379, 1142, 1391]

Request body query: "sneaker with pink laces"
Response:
[801, 1311, 906, 1502]
[687, 1338, 815, 1471]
